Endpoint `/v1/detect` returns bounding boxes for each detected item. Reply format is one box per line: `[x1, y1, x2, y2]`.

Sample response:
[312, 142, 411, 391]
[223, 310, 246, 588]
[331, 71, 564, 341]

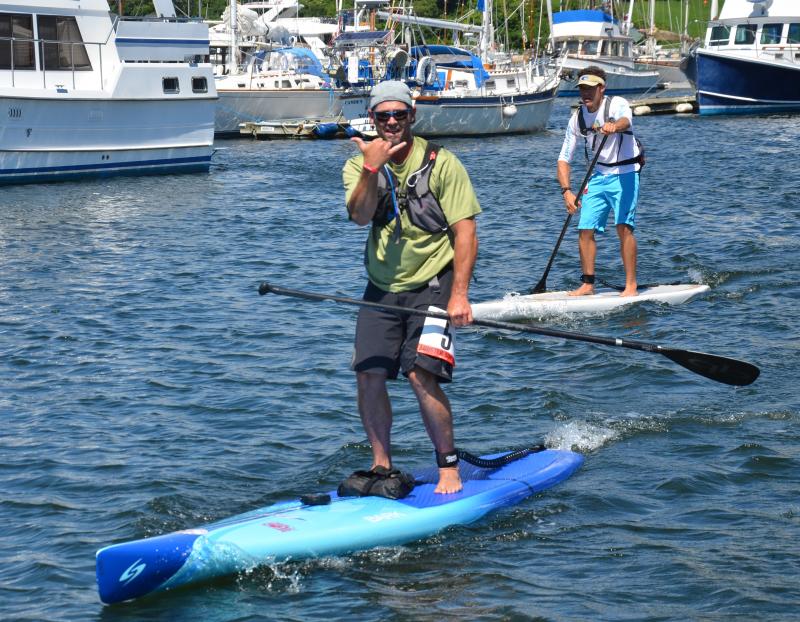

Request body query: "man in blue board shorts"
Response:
[342, 81, 481, 495]
[558, 66, 643, 297]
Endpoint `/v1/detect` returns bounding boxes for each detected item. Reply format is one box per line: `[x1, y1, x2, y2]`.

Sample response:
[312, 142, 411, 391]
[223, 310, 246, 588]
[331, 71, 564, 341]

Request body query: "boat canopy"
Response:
[553, 10, 618, 26]
[410, 45, 490, 87]
[253, 47, 326, 79]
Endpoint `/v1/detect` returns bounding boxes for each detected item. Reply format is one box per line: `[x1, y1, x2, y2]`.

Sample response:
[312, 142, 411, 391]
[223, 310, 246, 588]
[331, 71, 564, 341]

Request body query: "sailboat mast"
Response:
[480, 0, 494, 63]
[228, 0, 238, 74]
[624, 0, 634, 35]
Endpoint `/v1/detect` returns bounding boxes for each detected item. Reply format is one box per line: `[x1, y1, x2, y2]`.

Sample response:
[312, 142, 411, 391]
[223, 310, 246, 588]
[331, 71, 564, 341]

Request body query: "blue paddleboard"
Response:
[96, 448, 583, 604]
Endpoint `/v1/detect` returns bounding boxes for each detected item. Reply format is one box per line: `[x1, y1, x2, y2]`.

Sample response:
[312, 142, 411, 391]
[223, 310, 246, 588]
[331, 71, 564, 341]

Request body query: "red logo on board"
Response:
[266, 522, 293, 532]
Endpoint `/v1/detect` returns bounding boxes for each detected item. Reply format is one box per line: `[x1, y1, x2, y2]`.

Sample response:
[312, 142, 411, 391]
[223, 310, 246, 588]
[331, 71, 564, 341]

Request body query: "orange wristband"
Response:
[362, 163, 379, 175]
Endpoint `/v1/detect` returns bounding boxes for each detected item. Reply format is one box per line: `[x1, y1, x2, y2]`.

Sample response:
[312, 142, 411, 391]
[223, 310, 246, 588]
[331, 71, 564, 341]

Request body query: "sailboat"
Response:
[633, 0, 692, 86]
[209, 0, 344, 136]
[376, 0, 561, 136]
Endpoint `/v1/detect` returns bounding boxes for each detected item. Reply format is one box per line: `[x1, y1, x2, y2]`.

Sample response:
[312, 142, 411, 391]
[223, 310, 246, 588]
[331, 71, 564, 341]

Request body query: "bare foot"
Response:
[434, 467, 462, 494]
[619, 287, 638, 297]
[568, 284, 595, 297]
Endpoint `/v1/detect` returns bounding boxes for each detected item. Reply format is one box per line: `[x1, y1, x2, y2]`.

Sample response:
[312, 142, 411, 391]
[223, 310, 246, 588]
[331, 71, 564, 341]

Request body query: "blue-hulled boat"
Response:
[691, 0, 800, 115]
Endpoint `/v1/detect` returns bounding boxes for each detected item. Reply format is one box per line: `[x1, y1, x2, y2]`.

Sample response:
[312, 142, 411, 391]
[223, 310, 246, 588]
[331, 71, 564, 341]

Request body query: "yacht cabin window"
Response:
[0, 13, 34, 70]
[192, 77, 207, 93]
[760, 23, 783, 45]
[582, 40, 598, 55]
[610, 41, 621, 56]
[709, 25, 731, 46]
[788, 23, 800, 43]
[37, 15, 90, 70]
[162, 76, 179, 93]
[565, 40, 579, 53]
[734, 24, 757, 45]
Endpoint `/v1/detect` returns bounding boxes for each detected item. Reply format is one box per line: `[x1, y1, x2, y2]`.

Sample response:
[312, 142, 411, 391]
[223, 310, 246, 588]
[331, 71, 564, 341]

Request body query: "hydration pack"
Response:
[372, 142, 449, 239]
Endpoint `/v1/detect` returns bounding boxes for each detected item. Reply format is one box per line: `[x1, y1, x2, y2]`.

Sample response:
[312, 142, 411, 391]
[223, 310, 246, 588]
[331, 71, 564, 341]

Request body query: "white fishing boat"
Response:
[472, 283, 710, 321]
[688, 0, 800, 115]
[0, 0, 216, 185]
[549, 5, 660, 96]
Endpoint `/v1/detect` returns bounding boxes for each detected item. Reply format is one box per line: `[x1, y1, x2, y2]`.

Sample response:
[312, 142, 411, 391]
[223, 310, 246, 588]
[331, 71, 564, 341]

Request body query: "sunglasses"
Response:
[373, 108, 412, 123]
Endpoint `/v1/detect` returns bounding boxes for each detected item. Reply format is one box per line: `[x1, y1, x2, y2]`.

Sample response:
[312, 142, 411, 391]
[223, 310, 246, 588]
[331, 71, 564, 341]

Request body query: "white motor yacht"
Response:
[0, 0, 216, 185]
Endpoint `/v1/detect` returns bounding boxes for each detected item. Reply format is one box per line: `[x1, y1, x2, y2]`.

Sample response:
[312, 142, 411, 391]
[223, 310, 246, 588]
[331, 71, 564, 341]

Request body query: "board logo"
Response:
[119, 558, 146, 585]
[266, 522, 293, 532]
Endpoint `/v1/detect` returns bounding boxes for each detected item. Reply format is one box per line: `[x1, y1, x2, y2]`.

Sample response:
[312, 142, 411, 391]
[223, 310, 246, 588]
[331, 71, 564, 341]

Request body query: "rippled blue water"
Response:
[1, 99, 798, 621]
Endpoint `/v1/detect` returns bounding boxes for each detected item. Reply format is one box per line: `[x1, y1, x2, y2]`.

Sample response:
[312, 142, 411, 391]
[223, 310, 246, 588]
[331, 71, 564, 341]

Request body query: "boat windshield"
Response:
[734, 24, 757, 45]
[760, 23, 782, 45]
[709, 25, 730, 46]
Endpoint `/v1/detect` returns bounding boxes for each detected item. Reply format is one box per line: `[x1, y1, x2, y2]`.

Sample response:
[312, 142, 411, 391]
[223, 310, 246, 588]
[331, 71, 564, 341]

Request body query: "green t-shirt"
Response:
[343, 137, 481, 292]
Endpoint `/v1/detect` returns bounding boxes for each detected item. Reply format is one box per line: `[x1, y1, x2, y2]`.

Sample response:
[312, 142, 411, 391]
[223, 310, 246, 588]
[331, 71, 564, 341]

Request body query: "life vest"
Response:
[372, 142, 449, 242]
[576, 96, 645, 171]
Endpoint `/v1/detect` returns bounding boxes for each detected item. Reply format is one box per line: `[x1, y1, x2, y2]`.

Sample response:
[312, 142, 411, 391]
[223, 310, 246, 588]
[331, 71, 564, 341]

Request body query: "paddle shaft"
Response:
[531, 132, 610, 294]
[258, 282, 760, 386]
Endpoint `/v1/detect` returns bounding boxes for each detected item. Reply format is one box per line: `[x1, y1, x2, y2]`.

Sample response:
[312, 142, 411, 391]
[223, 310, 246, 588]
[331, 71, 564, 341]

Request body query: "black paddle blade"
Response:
[661, 349, 760, 386]
[529, 279, 546, 295]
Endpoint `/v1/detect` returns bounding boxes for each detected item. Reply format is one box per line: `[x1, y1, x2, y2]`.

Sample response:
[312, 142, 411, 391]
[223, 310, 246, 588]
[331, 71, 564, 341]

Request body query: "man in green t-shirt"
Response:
[343, 80, 481, 495]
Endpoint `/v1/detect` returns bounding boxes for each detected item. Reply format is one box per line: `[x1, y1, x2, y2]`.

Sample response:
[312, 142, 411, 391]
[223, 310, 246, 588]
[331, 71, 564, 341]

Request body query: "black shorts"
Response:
[352, 267, 454, 383]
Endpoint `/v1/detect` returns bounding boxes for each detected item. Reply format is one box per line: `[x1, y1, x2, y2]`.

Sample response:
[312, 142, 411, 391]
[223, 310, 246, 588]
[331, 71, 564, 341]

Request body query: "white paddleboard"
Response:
[472, 283, 710, 322]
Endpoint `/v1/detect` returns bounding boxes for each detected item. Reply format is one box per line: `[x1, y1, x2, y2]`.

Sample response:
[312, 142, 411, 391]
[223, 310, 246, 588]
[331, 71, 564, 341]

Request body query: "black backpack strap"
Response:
[579, 97, 610, 162]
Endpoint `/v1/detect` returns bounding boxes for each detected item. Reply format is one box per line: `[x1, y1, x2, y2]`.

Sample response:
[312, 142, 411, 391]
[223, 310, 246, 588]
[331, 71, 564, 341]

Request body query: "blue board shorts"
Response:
[578, 171, 639, 233]
[352, 267, 454, 383]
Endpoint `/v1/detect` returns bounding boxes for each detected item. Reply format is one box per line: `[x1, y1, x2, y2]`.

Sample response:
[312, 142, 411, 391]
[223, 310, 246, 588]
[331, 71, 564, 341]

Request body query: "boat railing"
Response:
[0, 36, 106, 91]
[758, 44, 800, 64]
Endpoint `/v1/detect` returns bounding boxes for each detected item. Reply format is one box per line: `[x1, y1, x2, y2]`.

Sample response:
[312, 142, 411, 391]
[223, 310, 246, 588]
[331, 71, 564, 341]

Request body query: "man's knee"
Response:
[356, 370, 387, 393]
[407, 367, 437, 392]
[617, 223, 635, 237]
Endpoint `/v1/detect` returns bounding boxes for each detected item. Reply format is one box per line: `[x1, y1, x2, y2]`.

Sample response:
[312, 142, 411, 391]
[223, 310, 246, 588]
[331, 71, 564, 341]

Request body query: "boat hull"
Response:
[558, 59, 660, 96]
[695, 48, 800, 115]
[411, 86, 558, 136]
[215, 88, 344, 136]
[0, 97, 215, 184]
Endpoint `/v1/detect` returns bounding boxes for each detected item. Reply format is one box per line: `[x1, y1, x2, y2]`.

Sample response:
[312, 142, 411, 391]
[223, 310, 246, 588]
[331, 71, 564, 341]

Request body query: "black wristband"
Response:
[436, 450, 459, 468]
[561, 187, 570, 195]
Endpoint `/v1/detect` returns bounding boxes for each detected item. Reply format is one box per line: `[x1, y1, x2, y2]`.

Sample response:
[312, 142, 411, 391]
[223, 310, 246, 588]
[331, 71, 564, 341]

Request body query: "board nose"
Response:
[96, 531, 200, 604]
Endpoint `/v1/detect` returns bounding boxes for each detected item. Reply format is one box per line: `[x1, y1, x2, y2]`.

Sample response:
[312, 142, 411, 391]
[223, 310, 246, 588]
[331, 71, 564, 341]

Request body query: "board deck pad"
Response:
[96, 449, 583, 604]
[472, 283, 710, 321]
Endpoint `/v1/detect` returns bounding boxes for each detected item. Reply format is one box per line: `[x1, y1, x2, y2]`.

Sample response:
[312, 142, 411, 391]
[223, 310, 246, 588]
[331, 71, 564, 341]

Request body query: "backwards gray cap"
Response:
[369, 80, 413, 110]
